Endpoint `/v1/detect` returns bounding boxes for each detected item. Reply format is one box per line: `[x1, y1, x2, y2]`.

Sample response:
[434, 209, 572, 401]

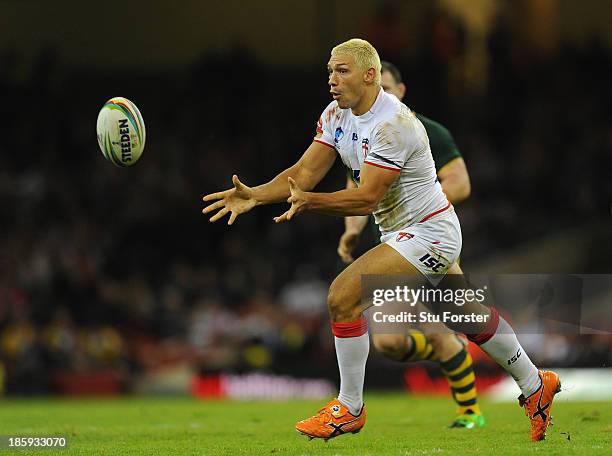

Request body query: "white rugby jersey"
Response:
[315, 88, 451, 235]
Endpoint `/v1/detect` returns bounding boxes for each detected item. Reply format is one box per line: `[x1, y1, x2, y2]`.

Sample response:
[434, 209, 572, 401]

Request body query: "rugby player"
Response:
[338, 60, 483, 429]
[202, 39, 560, 442]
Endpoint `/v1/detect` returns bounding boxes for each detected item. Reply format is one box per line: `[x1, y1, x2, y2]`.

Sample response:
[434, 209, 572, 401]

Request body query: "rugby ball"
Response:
[96, 97, 146, 166]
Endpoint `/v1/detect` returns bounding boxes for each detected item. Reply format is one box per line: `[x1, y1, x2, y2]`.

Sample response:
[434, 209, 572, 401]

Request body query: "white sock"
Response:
[335, 332, 369, 415]
[480, 316, 541, 397]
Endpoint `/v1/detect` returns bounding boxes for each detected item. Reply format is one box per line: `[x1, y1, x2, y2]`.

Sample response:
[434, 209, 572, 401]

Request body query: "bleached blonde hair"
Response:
[331, 38, 382, 85]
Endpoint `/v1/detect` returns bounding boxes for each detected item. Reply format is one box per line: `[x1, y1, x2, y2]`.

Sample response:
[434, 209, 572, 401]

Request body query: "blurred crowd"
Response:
[1, 5, 611, 394]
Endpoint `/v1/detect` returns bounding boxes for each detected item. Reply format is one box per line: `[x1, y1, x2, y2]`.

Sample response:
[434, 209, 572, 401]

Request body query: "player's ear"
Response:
[398, 83, 407, 100]
[364, 67, 376, 84]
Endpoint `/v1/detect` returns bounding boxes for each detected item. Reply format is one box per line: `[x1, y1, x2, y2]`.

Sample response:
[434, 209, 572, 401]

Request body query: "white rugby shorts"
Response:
[380, 208, 462, 286]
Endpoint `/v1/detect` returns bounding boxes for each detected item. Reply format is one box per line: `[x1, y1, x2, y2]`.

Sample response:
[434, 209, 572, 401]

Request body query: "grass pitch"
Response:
[1, 393, 609, 455]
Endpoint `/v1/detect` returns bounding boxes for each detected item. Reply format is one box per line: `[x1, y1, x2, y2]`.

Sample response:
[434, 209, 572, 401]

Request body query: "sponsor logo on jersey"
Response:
[334, 127, 344, 143]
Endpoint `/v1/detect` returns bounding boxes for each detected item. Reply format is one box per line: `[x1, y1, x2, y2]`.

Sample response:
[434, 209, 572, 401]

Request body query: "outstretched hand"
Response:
[202, 175, 256, 225]
[273, 177, 308, 223]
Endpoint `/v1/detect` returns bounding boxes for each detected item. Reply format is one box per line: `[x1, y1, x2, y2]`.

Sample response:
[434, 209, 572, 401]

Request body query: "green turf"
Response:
[0, 394, 609, 455]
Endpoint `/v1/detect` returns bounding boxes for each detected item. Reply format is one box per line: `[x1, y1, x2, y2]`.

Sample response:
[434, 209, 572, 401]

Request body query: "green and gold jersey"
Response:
[415, 113, 461, 171]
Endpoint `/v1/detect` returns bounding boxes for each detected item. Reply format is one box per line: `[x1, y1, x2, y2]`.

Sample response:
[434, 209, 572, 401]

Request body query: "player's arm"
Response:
[343, 177, 370, 233]
[306, 162, 397, 215]
[418, 115, 470, 204]
[437, 157, 471, 204]
[202, 139, 336, 224]
[251, 140, 336, 205]
[274, 163, 398, 222]
[337, 176, 370, 263]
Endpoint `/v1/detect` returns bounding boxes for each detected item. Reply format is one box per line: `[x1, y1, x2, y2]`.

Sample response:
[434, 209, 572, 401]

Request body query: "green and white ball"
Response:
[96, 97, 146, 166]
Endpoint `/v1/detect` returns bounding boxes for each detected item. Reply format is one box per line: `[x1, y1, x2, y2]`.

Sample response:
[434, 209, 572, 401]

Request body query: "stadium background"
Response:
[1, 0, 610, 399]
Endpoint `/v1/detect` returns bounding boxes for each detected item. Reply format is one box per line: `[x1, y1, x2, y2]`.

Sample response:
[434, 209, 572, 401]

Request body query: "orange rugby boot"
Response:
[518, 370, 561, 441]
[295, 399, 366, 441]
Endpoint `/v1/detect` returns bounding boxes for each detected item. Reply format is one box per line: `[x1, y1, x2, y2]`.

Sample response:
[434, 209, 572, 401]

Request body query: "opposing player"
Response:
[338, 60, 483, 429]
[202, 39, 560, 442]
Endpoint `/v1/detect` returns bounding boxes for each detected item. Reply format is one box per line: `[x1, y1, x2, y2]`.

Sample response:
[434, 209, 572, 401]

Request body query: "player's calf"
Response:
[421, 330, 461, 361]
[372, 333, 410, 361]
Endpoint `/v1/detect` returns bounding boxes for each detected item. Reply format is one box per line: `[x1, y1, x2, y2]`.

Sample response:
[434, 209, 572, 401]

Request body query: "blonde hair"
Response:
[331, 38, 382, 85]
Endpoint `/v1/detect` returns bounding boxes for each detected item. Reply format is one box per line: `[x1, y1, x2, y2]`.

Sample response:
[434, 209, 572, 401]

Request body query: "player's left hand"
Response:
[274, 177, 308, 223]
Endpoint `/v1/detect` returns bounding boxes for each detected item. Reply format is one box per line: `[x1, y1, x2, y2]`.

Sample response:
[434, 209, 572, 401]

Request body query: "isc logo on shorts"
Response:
[419, 253, 446, 272]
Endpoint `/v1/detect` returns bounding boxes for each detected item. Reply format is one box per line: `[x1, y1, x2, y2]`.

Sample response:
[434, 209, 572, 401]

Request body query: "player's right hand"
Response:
[337, 230, 360, 263]
[202, 175, 256, 225]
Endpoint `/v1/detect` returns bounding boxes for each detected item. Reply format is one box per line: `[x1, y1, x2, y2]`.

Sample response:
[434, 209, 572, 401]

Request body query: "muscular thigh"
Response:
[331, 243, 426, 315]
[436, 262, 491, 334]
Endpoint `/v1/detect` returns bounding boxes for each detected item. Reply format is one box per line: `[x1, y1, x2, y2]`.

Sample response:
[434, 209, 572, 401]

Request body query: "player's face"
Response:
[381, 70, 405, 101]
[327, 54, 367, 110]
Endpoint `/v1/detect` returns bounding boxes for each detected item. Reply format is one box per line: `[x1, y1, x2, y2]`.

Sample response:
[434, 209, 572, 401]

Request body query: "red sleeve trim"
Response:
[363, 160, 401, 172]
[314, 139, 335, 149]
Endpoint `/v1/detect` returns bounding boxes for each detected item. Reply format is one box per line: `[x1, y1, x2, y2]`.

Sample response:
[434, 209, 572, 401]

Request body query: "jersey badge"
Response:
[396, 232, 414, 242]
[334, 127, 344, 143]
[361, 138, 369, 156]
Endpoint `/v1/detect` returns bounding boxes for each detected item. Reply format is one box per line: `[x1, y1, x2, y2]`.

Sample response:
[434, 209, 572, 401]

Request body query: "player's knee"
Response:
[372, 334, 405, 359]
[327, 280, 359, 322]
